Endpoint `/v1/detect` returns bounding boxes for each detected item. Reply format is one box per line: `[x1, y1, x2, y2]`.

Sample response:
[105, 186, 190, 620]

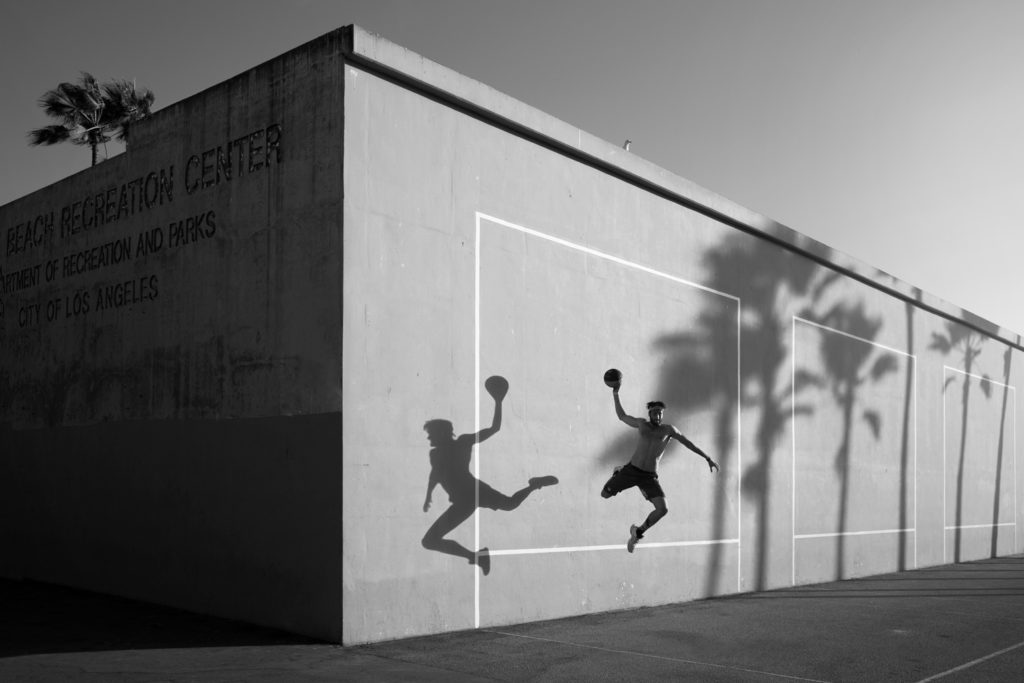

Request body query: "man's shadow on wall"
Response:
[421, 376, 558, 575]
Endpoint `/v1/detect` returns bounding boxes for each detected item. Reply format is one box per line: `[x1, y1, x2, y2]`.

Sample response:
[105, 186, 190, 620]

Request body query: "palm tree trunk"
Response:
[835, 383, 854, 579]
[955, 356, 973, 563]
[991, 349, 1012, 556]
[702, 397, 735, 597]
[898, 301, 915, 570]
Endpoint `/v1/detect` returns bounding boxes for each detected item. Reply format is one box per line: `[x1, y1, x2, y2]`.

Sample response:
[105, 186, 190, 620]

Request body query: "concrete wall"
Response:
[2, 26, 1020, 647]
[1, 31, 347, 640]
[341, 28, 1023, 644]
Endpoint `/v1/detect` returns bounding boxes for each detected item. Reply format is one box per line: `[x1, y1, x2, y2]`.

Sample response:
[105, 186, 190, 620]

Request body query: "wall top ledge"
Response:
[345, 25, 1022, 349]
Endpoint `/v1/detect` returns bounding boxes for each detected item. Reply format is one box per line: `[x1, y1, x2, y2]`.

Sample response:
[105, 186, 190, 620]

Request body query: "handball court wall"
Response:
[341, 28, 1023, 644]
[0, 26, 1021, 646]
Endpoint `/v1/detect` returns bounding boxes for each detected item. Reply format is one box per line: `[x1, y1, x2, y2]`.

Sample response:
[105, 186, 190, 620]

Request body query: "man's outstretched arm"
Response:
[612, 388, 642, 428]
[671, 428, 718, 472]
[471, 394, 503, 443]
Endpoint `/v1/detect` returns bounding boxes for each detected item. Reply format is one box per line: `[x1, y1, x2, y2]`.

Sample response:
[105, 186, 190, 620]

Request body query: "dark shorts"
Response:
[601, 463, 665, 500]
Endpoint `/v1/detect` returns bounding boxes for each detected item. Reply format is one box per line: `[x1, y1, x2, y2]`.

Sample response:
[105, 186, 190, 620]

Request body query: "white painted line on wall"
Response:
[791, 316, 918, 585]
[943, 522, 1016, 531]
[489, 538, 740, 556]
[941, 365, 1017, 562]
[476, 212, 741, 303]
[794, 317, 917, 359]
[943, 366, 947, 562]
[914, 638, 1024, 683]
[944, 366, 1015, 384]
[737, 299, 743, 592]
[474, 211, 744, 626]
[794, 528, 915, 540]
[474, 214, 482, 630]
[486, 630, 831, 683]
[917, 360, 925, 569]
[791, 319, 797, 586]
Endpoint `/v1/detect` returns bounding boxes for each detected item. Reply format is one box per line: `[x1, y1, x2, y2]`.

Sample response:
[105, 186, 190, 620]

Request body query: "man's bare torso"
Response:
[629, 422, 675, 472]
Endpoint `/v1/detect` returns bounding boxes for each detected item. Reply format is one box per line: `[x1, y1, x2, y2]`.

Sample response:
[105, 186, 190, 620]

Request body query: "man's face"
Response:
[648, 408, 664, 426]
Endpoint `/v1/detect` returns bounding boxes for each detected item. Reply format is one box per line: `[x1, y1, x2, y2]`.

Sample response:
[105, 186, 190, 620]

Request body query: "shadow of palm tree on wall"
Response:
[991, 346, 1013, 557]
[801, 302, 899, 580]
[897, 294, 920, 571]
[421, 376, 558, 575]
[930, 318, 990, 563]
[605, 231, 838, 593]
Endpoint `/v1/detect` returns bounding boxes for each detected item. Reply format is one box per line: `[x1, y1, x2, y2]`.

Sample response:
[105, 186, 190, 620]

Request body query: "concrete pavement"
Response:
[3, 555, 1024, 681]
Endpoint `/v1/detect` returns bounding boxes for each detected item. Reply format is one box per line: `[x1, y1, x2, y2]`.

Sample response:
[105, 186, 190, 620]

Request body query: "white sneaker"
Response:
[627, 525, 641, 553]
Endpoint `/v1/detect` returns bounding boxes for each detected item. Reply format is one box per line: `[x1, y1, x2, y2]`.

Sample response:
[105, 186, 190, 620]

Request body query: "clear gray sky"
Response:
[3, 1, 1022, 335]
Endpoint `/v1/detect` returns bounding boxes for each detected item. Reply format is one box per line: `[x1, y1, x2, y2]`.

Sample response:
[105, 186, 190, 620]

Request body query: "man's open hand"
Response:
[707, 458, 719, 473]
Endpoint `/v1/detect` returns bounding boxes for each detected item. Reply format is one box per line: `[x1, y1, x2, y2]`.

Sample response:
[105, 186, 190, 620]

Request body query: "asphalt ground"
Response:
[2, 555, 1024, 682]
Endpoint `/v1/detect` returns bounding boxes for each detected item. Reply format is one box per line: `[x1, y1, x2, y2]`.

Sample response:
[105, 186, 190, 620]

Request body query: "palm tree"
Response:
[28, 72, 110, 166]
[930, 318, 991, 562]
[813, 302, 898, 579]
[28, 73, 154, 166]
[640, 231, 835, 592]
[102, 78, 155, 146]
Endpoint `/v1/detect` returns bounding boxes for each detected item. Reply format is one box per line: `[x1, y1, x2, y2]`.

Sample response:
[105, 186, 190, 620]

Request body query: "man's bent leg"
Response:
[638, 496, 668, 536]
[422, 504, 476, 562]
[601, 466, 628, 499]
[500, 476, 559, 510]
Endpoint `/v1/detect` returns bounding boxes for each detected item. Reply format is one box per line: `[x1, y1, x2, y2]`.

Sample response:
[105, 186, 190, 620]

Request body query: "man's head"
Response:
[423, 419, 454, 445]
[646, 401, 666, 425]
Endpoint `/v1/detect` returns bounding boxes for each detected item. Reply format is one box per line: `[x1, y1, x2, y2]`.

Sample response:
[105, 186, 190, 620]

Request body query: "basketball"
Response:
[603, 368, 622, 387]
[484, 375, 509, 399]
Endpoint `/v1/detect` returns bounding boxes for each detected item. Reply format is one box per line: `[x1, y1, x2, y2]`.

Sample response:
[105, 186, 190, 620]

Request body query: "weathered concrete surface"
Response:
[3, 556, 1024, 682]
[3, 23, 1023, 647]
[0, 414, 343, 638]
[0, 30, 346, 640]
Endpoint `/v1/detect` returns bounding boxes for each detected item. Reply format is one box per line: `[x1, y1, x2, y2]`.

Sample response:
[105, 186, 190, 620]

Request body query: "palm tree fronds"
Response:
[27, 72, 154, 165]
[102, 78, 155, 143]
[28, 124, 72, 146]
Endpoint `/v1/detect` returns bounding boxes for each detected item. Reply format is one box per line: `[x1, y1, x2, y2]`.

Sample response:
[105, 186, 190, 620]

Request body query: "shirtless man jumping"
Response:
[601, 376, 718, 552]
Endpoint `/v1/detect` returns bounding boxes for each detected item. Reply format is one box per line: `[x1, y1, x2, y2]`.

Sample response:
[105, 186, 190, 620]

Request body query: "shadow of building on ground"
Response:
[0, 579, 319, 657]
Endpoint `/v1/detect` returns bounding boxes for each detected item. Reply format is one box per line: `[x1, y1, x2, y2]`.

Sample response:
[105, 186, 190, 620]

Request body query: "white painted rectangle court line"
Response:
[791, 316, 919, 586]
[794, 528, 914, 541]
[941, 366, 1017, 562]
[474, 211, 743, 628]
[944, 522, 1016, 531]
[489, 538, 739, 556]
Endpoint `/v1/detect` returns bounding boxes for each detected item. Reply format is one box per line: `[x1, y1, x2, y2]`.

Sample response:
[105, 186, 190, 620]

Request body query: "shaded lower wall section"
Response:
[0, 412, 343, 641]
